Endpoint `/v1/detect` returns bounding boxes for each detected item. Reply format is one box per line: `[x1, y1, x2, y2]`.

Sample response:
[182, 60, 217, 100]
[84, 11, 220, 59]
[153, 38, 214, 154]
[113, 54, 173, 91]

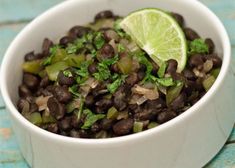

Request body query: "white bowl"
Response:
[1, 0, 235, 167]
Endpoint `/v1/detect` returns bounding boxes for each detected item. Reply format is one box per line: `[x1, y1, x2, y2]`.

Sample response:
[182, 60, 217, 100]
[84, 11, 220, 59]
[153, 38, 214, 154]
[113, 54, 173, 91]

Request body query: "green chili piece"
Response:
[29, 112, 42, 125]
[45, 61, 69, 81]
[147, 122, 159, 129]
[117, 56, 132, 74]
[210, 68, 220, 78]
[166, 81, 184, 106]
[202, 75, 215, 91]
[66, 99, 81, 113]
[107, 107, 118, 120]
[133, 121, 144, 133]
[42, 114, 56, 124]
[22, 59, 43, 74]
[64, 54, 85, 67]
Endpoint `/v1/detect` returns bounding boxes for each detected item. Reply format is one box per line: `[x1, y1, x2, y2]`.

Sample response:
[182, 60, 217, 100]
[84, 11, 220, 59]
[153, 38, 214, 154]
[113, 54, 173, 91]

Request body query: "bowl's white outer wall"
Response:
[1, 0, 235, 168]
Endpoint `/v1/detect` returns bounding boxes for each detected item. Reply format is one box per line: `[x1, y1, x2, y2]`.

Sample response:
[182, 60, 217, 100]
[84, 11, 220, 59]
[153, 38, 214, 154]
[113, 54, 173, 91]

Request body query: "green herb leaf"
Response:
[81, 109, 105, 129]
[157, 62, 167, 78]
[94, 32, 105, 49]
[66, 44, 77, 54]
[107, 75, 127, 93]
[156, 77, 175, 87]
[69, 85, 80, 97]
[188, 39, 209, 54]
[93, 56, 119, 81]
[42, 45, 60, 66]
[135, 51, 153, 81]
[63, 69, 73, 77]
[117, 44, 125, 53]
[74, 61, 91, 84]
[114, 19, 129, 38]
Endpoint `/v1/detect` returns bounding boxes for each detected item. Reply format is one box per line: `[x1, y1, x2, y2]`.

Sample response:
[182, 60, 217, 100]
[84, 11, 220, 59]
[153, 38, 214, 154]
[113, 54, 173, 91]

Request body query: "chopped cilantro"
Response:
[81, 109, 105, 129]
[157, 62, 167, 78]
[107, 75, 127, 93]
[94, 32, 105, 49]
[42, 45, 60, 66]
[66, 43, 77, 54]
[188, 39, 209, 54]
[156, 77, 175, 87]
[117, 43, 125, 53]
[93, 56, 119, 81]
[135, 51, 153, 81]
[150, 75, 175, 87]
[74, 61, 91, 84]
[69, 85, 80, 97]
[63, 69, 73, 77]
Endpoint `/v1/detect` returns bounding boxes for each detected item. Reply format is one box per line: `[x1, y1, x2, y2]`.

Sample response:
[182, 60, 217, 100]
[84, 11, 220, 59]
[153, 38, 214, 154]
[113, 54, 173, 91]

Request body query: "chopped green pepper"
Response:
[107, 107, 118, 120]
[29, 112, 42, 125]
[133, 121, 144, 133]
[117, 56, 132, 74]
[166, 81, 184, 106]
[203, 75, 215, 91]
[45, 61, 69, 81]
[22, 59, 43, 74]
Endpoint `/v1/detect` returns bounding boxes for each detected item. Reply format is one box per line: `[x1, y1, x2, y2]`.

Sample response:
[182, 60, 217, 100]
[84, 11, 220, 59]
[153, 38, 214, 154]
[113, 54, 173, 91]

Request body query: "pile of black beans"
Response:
[17, 10, 222, 138]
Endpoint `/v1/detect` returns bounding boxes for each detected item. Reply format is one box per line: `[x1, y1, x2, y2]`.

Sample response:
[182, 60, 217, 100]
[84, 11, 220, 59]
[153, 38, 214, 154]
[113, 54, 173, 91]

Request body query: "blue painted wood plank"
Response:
[200, 0, 235, 44]
[0, 0, 62, 22]
[205, 144, 235, 168]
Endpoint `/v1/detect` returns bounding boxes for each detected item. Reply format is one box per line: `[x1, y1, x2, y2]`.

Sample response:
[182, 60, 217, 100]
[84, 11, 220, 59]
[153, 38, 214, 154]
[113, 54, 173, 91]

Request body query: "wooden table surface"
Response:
[0, 0, 235, 167]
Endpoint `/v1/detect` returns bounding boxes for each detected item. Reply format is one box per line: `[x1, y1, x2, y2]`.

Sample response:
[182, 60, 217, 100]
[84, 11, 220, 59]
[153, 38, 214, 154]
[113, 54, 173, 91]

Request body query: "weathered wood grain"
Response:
[0, 0, 62, 23]
[205, 144, 235, 168]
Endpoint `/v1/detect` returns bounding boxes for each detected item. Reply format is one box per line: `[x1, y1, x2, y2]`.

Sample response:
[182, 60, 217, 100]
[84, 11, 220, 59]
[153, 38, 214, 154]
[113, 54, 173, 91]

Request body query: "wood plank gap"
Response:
[226, 140, 235, 145]
[0, 19, 32, 27]
[0, 106, 6, 110]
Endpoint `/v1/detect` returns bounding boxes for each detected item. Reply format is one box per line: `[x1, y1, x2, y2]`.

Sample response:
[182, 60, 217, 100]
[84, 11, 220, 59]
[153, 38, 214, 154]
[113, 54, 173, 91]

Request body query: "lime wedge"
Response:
[120, 8, 187, 72]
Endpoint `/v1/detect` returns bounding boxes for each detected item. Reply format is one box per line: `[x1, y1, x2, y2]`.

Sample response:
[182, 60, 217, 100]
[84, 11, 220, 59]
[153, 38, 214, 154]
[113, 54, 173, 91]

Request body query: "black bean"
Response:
[114, 89, 128, 111]
[151, 61, 159, 75]
[42, 38, 53, 56]
[47, 123, 58, 133]
[100, 118, 113, 130]
[189, 54, 204, 68]
[53, 86, 72, 103]
[70, 129, 80, 138]
[29, 103, 39, 113]
[171, 12, 184, 27]
[23, 73, 39, 90]
[205, 54, 222, 68]
[103, 29, 119, 42]
[88, 62, 98, 74]
[95, 98, 113, 110]
[139, 64, 147, 72]
[24, 51, 37, 61]
[137, 71, 145, 81]
[157, 110, 177, 124]
[47, 97, 65, 120]
[59, 36, 73, 47]
[58, 117, 72, 131]
[128, 104, 142, 114]
[85, 95, 95, 107]
[57, 71, 75, 86]
[111, 63, 120, 73]
[112, 118, 134, 136]
[95, 10, 114, 21]
[69, 26, 91, 38]
[97, 44, 115, 61]
[205, 38, 215, 54]
[19, 84, 32, 98]
[183, 69, 196, 80]
[126, 72, 138, 86]
[91, 123, 101, 133]
[134, 110, 157, 121]
[17, 98, 29, 112]
[78, 130, 91, 138]
[184, 28, 200, 41]
[166, 59, 178, 74]
[170, 93, 186, 110]
[145, 98, 166, 111]
[40, 75, 50, 88]
[171, 72, 185, 81]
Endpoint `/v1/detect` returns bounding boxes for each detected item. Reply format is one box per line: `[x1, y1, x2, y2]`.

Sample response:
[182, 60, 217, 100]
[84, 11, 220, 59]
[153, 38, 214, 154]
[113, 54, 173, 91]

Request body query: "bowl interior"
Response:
[2, 0, 226, 133]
